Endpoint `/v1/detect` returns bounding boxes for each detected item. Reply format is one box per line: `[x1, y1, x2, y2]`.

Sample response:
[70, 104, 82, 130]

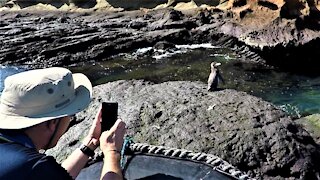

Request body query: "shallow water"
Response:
[1, 45, 320, 117]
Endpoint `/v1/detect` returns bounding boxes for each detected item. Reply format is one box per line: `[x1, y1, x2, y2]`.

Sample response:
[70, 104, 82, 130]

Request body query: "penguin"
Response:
[207, 62, 224, 91]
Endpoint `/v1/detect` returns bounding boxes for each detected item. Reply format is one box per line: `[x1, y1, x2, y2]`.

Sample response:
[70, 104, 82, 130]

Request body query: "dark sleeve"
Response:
[30, 155, 73, 180]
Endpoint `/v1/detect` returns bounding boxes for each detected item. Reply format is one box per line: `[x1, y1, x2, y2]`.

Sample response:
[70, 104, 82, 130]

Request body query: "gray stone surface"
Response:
[1, 8, 320, 73]
[47, 80, 320, 179]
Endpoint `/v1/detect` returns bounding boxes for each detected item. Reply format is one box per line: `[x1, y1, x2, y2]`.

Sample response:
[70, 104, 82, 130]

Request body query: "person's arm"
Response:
[61, 109, 102, 179]
[61, 137, 97, 179]
[100, 119, 126, 180]
[101, 151, 122, 180]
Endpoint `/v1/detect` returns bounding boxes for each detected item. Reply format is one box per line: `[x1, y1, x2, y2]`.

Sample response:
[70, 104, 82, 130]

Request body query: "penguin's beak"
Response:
[214, 63, 221, 67]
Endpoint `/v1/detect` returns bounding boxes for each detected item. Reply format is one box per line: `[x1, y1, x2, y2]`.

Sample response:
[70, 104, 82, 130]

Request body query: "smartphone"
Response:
[101, 102, 118, 132]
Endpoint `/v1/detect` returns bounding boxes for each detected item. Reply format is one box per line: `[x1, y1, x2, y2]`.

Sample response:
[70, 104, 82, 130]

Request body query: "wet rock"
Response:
[147, 9, 187, 30]
[193, 9, 217, 25]
[153, 40, 176, 50]
[0, 5, 320, 72]
[47, 80, 320, 179]
[128, 20, 148, 29]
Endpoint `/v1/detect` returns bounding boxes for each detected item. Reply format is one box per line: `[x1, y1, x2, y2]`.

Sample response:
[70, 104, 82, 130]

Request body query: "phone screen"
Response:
[101, 102, 118, 132]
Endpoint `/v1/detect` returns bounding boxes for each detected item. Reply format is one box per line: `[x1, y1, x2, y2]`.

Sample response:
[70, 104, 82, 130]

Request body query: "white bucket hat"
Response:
[0, 67, 92, 129]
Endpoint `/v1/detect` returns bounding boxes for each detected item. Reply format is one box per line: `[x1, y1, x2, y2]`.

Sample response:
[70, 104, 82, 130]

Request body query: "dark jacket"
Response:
[0, 130, 73, 180]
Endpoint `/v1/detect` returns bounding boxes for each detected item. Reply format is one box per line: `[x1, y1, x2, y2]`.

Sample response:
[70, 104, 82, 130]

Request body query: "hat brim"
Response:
[0, 73, 92, 129]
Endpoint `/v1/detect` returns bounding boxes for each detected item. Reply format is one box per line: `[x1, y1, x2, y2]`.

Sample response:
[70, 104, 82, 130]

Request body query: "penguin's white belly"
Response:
[207, 71, 217, 90]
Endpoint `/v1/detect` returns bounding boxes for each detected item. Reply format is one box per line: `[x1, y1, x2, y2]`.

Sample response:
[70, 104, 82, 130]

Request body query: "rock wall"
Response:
[2, 0, 320, 25]
[1, 0, 320, 26]
[1, 0, 221, 10]
[106, 0, 221, 10]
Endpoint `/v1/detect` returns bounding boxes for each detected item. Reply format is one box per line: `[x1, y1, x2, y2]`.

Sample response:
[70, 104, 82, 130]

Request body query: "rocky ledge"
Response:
[47, 80, 320, 179]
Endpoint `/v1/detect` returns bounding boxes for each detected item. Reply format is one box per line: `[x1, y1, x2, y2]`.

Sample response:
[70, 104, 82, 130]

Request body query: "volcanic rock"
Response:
[1, 0, 320, 73]
[47, 80, 320, 179]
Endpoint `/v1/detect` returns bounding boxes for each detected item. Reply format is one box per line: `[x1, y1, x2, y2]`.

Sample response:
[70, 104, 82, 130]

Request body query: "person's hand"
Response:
[83, 106, 102, 150]
[100, 119, 126, 155]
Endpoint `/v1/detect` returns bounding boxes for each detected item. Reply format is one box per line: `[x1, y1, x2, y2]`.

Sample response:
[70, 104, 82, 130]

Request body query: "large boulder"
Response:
[47, 80, 320, 179]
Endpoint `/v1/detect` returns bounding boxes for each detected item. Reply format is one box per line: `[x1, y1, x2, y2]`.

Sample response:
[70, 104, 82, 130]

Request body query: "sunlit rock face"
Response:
[216, 0, 320, 20]
[107, 0, 221, 10]
[11, 0, 68, 8]
[215, 0, 320, 19]
[0, 0, 221, 10]
[1, 0, 320, 20]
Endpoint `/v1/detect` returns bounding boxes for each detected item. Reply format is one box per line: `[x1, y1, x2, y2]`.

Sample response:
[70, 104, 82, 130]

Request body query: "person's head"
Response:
[0, 67, 92, 149]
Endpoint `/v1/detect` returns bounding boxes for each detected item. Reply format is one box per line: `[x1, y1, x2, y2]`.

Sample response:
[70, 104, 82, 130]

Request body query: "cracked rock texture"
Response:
[1, 7, 320, 73]
[47, 80, 320, 179]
